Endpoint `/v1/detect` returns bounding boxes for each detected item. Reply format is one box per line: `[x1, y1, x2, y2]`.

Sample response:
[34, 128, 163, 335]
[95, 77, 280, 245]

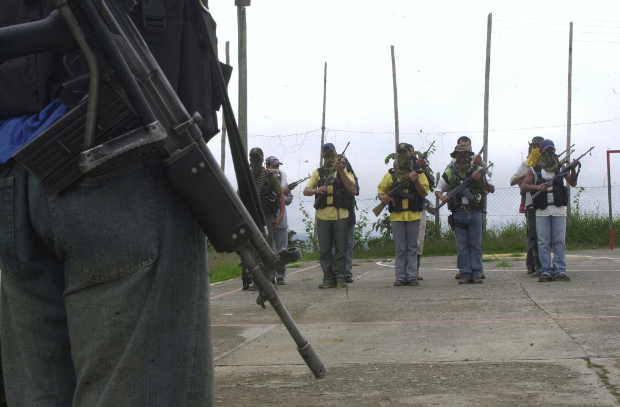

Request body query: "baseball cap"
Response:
[531, 136, 544, 144]
[540, 139, 555, 152]
[265, 156, 282, 166]
[322, 143, 336, 152]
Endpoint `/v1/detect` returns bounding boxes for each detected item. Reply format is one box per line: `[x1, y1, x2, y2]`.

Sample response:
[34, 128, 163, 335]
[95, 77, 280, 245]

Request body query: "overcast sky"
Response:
[206, 0, 620, 232]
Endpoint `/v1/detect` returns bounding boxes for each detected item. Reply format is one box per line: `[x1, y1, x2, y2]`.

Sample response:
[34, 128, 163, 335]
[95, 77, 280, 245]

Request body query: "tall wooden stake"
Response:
[566, 22, 573, 217]
[391, 45, 400, 151]
[221, 41, 230, 171]
[319, 62, 327, 166]
[236, 1, 249, 154]
[482, 13, 492, 230]
[483, 13, 492, 165]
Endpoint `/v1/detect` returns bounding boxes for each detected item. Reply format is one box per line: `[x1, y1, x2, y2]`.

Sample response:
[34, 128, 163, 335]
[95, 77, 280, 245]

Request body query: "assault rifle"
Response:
[530, 146, 594, 200]
[288, 175, 311, 191]
[2, 0, 325, 379]
[416, 140, 436, 161]
[437, 162, 495, 210]
[372, 173, 422, 217]
[320, 142, 351, 187]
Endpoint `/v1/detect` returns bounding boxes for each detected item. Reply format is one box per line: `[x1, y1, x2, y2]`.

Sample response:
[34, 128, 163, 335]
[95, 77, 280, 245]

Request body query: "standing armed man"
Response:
[304, 143, 358, 289]
[436, 144, 495, 284]
[378, 143, 429, 286]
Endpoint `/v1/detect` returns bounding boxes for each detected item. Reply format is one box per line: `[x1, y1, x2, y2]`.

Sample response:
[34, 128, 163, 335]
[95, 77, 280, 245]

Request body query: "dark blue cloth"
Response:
[0, 99, 68, 163]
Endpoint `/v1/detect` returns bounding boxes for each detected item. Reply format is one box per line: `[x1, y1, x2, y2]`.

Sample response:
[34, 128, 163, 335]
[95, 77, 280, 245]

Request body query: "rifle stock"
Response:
[372, 200, 388, 217]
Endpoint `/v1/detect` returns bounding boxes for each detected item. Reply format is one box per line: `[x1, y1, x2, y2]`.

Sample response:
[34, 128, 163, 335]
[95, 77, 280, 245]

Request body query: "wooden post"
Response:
[566, 22, 573, 217]
[435, 171, 441, 235]
[220, 41, 230, 171]
[391, 45, 400, 151]
[482, 13, 492, 230]
[483, 13, 492, 166]
[236, 0, 250, 154]
[320, 62, 327, 166]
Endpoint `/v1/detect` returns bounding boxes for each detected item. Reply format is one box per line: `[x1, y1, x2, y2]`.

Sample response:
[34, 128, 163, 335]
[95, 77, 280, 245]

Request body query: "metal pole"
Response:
[566, 22, 573, 217]
[391, 45, 400, 151]
[320, 62, 327, 166]
[221, 40, 230, 171]
[482, 13, 492, 230]
[236, 1, 249, 154]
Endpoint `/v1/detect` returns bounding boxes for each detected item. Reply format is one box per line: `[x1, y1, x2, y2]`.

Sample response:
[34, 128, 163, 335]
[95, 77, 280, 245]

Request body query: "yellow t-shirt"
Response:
[377, 171, 429, 222]
[307, 168, 355, 221]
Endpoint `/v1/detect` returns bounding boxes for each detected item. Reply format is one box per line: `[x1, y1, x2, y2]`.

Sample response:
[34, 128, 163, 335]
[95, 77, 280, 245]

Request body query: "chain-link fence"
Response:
[297, 183, 620, 235]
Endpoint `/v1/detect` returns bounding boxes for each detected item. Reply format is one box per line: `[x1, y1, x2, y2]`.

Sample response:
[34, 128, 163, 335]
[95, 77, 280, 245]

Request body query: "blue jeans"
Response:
[535, 215, 567, 277]
[453, 209, 483, 279]
[0, 161, 212, 406]
[391, 220, 420, 282]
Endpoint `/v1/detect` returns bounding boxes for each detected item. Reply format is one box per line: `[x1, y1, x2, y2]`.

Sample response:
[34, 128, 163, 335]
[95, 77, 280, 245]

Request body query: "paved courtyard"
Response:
[211, 249, 620, 406]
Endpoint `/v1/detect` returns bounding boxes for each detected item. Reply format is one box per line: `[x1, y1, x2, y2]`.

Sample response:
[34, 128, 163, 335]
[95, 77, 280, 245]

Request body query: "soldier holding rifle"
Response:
[520, 139, 589, 282]
[303, 143, 358, 288]
[376, 143, 430, 286]
[436, 144, 495, 284]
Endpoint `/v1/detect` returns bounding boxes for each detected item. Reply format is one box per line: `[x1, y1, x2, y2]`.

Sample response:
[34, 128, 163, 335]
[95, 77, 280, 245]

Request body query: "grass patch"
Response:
[287, 262, 302, 268]
[495, 260, 511, 268]
[208, 250, 241, 283]
[299, 213, 620, 261]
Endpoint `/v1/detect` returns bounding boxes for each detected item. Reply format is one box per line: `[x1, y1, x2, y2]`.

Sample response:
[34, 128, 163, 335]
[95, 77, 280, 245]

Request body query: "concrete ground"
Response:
[210, 249, 620, 406]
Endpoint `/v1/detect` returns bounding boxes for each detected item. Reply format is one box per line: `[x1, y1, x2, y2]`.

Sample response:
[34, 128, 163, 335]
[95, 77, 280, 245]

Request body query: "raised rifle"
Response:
[437, 162, 495, 210]
[321, 142, 351, 186]
[372, 171, 419, 217]
[3, 0, 326, 379]
[531, 146, 594, 200]
[418, 140, 436, 160]
[288, 175, 311, 191]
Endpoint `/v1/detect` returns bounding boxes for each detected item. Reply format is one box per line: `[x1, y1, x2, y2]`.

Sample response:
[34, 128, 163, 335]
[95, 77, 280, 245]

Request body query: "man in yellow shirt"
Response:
[378, 143, 430, 286]
[304, 143, 358, 288]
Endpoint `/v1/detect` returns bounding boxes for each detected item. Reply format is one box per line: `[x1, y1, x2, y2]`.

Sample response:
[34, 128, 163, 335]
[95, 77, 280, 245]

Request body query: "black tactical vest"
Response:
[387, 169, 424, 213]
[313, 167, 354, 210]
[532, 166, 568, 210]
[0, 0, 60, 118]
[1, 0, 227, 139]
[442, 164, 485, 211]
[253, 167, 278, 216]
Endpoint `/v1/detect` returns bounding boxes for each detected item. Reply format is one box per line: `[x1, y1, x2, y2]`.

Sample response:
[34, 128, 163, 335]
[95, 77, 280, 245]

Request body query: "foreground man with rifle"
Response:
[0, 1, 325, 405]
[303, 143, 357, 289]
[436, 144, 495, 284]
[376, 143, 430, 286]
[520, 139, 590, 282]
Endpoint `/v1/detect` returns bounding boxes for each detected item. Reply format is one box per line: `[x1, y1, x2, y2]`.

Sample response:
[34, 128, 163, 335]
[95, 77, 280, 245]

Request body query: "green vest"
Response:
[442, 164, 485, 210]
